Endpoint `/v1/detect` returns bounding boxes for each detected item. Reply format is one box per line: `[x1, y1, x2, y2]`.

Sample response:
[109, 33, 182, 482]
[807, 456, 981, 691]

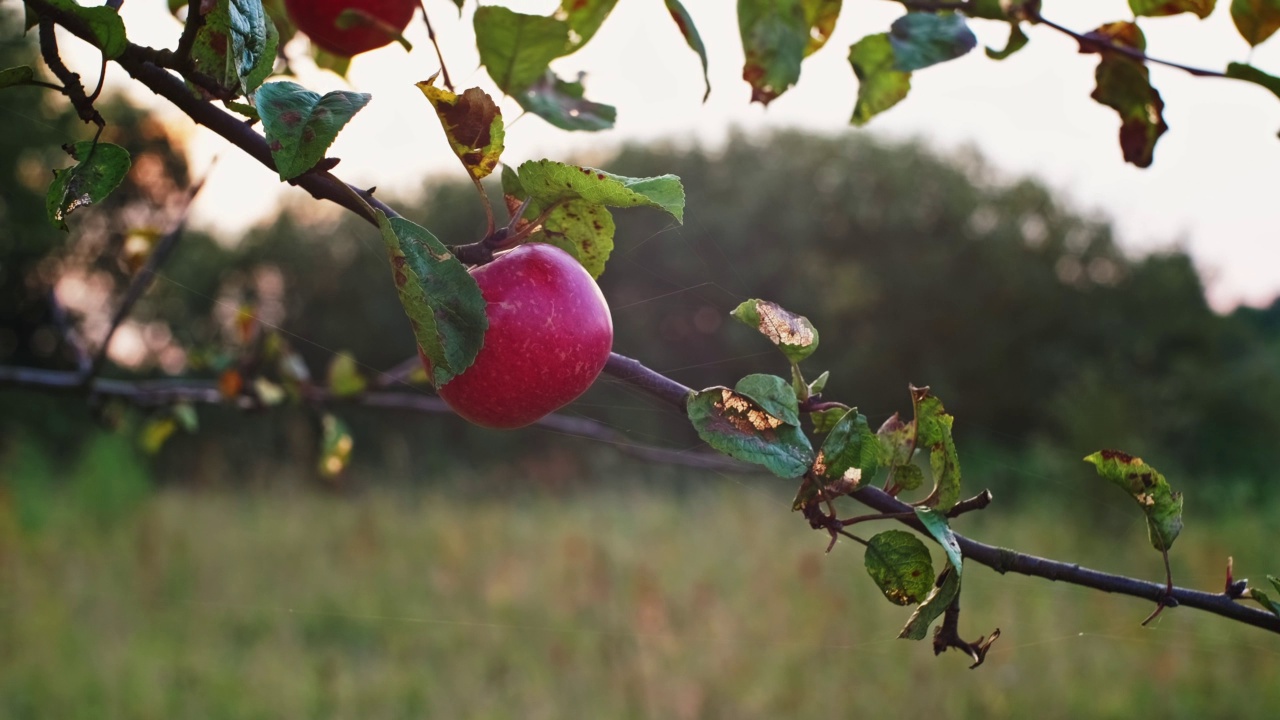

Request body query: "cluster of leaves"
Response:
[683, 296, 1206, 650]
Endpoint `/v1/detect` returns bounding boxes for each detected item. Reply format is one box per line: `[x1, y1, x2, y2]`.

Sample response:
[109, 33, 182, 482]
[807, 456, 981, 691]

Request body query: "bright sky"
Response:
[81, 1, 1280, 309]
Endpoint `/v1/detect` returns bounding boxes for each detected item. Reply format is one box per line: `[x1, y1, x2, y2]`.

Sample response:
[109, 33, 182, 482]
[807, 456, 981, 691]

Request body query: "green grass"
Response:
[1, 479, 1278, 719]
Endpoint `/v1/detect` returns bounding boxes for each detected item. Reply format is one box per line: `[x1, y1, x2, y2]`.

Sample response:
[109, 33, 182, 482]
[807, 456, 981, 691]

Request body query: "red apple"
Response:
[423, 243, 614, 429]
[285, 0, 416, 58]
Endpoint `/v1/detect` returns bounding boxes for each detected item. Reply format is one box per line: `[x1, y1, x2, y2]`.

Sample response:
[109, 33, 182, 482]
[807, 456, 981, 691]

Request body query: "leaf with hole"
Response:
[558, 0, 617, 53]
[688, 387, 815, 478]
[889, 12, 976, 72]
[848, 33, 912, 126]
[418, 77, 505, 179]
[866, 530, 936, 606]
[730, 299, 819, 364]
[46, 142, 131, 231]
[255, 81, 370, 180]
[377, 212, 488, 387]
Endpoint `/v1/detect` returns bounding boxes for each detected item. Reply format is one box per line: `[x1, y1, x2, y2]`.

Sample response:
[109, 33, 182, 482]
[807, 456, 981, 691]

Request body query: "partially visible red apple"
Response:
[285, 0, 416, 57]
[422, 243, 614, 429]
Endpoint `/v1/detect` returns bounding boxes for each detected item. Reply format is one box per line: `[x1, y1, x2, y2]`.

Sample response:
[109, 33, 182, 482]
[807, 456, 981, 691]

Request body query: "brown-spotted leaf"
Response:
[417, 76, 505, 180]
[1130, 0, 1216, 18]
[802, 0, 842, 56]
[730, 298, 819, 364]
[688, 386, 815, 478]
[1085, 450, 1183, 551]
[739, 0, 808, 105]
[1083, 23, 1168, 168]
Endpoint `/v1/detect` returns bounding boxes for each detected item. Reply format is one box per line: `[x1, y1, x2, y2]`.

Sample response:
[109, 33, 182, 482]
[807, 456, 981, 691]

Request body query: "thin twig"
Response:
[417, 0, 454, 91]
[173, 0, 204, 66]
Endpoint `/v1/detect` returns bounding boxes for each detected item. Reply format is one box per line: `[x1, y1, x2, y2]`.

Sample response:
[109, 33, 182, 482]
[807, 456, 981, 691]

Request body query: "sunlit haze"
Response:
[56, 0, 1280, 309]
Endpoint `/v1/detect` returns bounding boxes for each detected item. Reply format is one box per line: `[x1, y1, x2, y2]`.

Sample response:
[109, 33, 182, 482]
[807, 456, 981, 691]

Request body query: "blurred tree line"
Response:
[2, 9, 1278, 504]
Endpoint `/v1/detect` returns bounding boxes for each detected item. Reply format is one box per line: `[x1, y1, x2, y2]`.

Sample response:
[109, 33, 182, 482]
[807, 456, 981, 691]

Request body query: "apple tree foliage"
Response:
[11, 0, 1280, 657]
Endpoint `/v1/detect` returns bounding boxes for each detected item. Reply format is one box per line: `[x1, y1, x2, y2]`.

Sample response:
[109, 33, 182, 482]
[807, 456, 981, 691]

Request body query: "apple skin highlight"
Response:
[424, 243, 614, 429]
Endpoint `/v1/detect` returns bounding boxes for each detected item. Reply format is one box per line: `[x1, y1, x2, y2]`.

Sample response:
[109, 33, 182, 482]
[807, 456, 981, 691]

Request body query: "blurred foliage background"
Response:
[3, 9, 1280, 717]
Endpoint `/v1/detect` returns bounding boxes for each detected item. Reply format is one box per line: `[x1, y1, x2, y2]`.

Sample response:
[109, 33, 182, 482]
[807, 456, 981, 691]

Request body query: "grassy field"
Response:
[2, 469, 1279, 719]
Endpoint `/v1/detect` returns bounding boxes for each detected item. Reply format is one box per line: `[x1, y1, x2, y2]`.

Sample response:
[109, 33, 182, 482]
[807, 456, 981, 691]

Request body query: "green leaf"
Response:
[254, 81, 370, 180]
[558, 0, 618, 52]
[417, 77, 505, 179]
[376, 212, 488, 387]
[893, 463, 925, 492]
[1084, 450, 1183, 551]
[802, 0, 842, 56]
[810, 407, 846, 434]
[665, 0, 711, 101]
[1232, 0, 1280, 46]
[514, 159, 685, 222]
[899, 566, 960, 640]
[1226, 62, 1280, 99]
[327, 352, 367, 397]
[1130, 0, 1217, 17]
[190, 0, 279, 95]
[312, 46, 352, 77]
[46, 142, 131, 231]
[808, 370, 830, 395]
[848, 33, 912, 126]
[1085, 22, 1168, 168]
[730, 299, 819, 363]
[865, 530, 936, 606]
[1252, 586, 1280, 616]
[688, 387, 815, 478]
[738, 0, 809, 105]
[45, 0, 127, 59]
[734, 374, 802, 427]
[914, 507, 962, 574]
[474, 6, 570, 94]
[516, 70, 617, 132]
[229, 0, 277, 92]
[319, 413, 353, 477]
[0, 66, 35, 88]
[986, 21, 1029, 61]
[139, 417, 178, 455]
[913, 386, 961, 511]
[876, 412, 915, 468]
[889, 12, 977, 72]
[814, 409, 881, 482]
[172, 402, 199, 433]
[503, 164, 628, 278]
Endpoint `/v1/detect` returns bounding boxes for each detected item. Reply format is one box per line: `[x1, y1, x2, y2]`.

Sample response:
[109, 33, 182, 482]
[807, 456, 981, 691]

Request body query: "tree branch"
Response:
[24, 0, 1280, 639]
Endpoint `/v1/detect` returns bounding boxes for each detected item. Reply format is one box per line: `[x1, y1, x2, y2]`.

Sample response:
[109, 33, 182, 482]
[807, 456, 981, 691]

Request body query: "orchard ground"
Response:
[2, 436, 1278, 719]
